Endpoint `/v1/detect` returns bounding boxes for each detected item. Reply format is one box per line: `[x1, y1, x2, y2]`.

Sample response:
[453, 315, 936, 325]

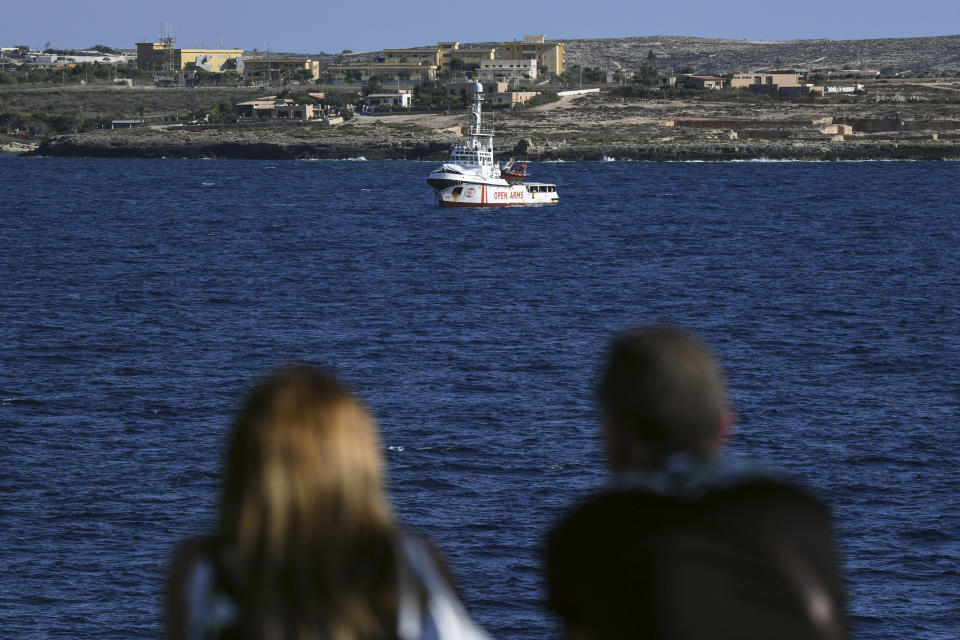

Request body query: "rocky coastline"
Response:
[1, 139, 39, 154]
[30, 127, 960, 162]
[30, 128, 456, 161]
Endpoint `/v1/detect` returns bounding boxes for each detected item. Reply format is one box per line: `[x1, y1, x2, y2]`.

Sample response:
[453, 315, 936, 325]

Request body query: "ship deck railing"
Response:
[466, 126, 495, 136]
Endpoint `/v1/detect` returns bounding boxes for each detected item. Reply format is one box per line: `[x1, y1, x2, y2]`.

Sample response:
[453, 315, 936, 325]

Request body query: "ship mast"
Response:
[468, 82, 495, 172]
[472, 81, 483, 136]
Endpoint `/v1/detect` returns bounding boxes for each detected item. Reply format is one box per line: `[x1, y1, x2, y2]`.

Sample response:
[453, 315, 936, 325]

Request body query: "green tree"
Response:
[636, 49, 658, 84]
[515, 91, 560, 108]
[447, 57, 479, 75]
[204, 101, 239, 123]
[290, 68, 315, 84]
[220, 71, 243, 86]
[363, 74, 392, 95]
[116, 67, 147, 80]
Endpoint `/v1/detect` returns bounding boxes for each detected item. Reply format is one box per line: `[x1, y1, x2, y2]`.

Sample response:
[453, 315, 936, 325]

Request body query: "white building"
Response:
[824, 84, 864, 93]
[365, 92, 413, 108]
[57, 54, 132, 64]
[479, 59, 538, 82]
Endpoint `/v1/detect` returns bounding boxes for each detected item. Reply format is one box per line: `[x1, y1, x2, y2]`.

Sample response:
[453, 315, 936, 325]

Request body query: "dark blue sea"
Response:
[2, 155, 958, 639]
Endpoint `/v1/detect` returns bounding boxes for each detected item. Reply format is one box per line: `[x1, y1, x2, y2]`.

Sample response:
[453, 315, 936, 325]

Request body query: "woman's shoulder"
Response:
[393, 532, 488, 640]
[166, 535, 239, 640]
[169, 535, 221, 572]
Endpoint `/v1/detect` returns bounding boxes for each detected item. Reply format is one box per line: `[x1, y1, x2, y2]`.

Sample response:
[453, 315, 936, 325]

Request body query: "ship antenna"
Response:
[472, 81, 483, 134]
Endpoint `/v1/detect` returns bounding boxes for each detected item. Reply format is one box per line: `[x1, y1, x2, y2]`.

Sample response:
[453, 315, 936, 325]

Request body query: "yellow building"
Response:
[498, 35, 564, 76]
[244, 58, 320, 82]
[136, 41, 243, 73]
[178, 49, 244, 72]
[383, 42, 495, 73]
[730, 72, 803, 89]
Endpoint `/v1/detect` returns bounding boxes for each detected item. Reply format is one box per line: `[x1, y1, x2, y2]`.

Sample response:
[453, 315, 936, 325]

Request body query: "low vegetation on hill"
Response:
[563, 34, 960, 75]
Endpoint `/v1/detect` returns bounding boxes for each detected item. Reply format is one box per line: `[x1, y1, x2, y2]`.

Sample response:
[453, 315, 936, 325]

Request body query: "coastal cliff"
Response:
[33, 128, 960, 162]
[33, 125, 457, 160]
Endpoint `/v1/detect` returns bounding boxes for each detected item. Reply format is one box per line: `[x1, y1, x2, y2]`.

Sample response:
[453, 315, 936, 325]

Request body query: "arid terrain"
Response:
[5, 33, 960, 160]
[17, 78, 960, 161]
[561, 34, 960, 74]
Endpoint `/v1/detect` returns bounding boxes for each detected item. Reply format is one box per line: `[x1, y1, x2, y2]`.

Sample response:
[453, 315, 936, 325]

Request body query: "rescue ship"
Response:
[427, 82, 559, 207]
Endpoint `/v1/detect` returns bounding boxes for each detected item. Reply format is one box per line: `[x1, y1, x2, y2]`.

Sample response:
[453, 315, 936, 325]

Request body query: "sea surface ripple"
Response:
[1, 156, 958, 639]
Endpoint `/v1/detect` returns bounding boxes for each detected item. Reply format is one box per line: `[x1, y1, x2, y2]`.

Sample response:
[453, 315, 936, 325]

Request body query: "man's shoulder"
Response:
[544, 479, 845, 640]
[556, 474, 825, 520]
[546, 477, 834, 567]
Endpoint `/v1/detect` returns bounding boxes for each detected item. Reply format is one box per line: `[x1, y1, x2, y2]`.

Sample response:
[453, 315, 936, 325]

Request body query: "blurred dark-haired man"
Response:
[545, 327, 847, 640]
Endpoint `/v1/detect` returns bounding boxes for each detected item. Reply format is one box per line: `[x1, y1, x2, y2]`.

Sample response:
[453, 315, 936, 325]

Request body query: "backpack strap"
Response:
[394, 535, 488, 640]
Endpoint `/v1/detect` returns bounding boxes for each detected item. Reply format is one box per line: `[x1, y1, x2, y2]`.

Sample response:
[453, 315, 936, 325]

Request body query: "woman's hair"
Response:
[220, 366, 398, 640]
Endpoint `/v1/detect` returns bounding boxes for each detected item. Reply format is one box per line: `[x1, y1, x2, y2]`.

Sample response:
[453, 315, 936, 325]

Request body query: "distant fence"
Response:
[667, 118, 810, 128]
[834, 118, 960, 132]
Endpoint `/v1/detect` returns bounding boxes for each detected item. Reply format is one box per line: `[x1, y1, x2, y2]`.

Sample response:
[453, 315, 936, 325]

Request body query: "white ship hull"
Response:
[432, 177, 558, 207]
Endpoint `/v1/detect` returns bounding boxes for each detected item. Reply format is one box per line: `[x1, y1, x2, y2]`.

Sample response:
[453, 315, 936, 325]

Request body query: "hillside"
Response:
[29, 79, 960, 162]
[561, 34, 960, 74]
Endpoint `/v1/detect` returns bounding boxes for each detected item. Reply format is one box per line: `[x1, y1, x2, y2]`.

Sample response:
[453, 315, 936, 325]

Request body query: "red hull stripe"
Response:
[440, 201, 514, 207]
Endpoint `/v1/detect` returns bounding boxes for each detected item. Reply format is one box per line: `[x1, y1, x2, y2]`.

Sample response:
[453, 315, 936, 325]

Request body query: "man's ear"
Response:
[603, 418, 629, 472]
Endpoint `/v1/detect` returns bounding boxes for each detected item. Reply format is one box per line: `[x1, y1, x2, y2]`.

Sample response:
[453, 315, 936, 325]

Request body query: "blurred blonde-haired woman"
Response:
[166, 366, 486, 640]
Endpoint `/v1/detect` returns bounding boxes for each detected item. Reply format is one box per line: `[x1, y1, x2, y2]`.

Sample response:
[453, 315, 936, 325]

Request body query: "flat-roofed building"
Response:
[487, 90, 541, 106]
[447, 80, 508, 97]
[730, 72, 809, 96]
[329, 61, 437, 84]
[98, 119, 145, 129]
[685, 75, 729, 90]
[383, 42, 495, 73]
[55, 52, 131, 64]
[136, 41, 171, 71]
[23, 54, 58, 63]
[365, 91, 413, 108]
[447, 46, 496, 69]
[730, 72, 803, 89]
[136, 42, 243, 72]
[383, 46, 442, 68]
[479, 59, 538, 82]
[180, 49, 243, 72]
[498, 35, 564, 76]
[236, 97, 321, 121]
[244, 58, 320, 82]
